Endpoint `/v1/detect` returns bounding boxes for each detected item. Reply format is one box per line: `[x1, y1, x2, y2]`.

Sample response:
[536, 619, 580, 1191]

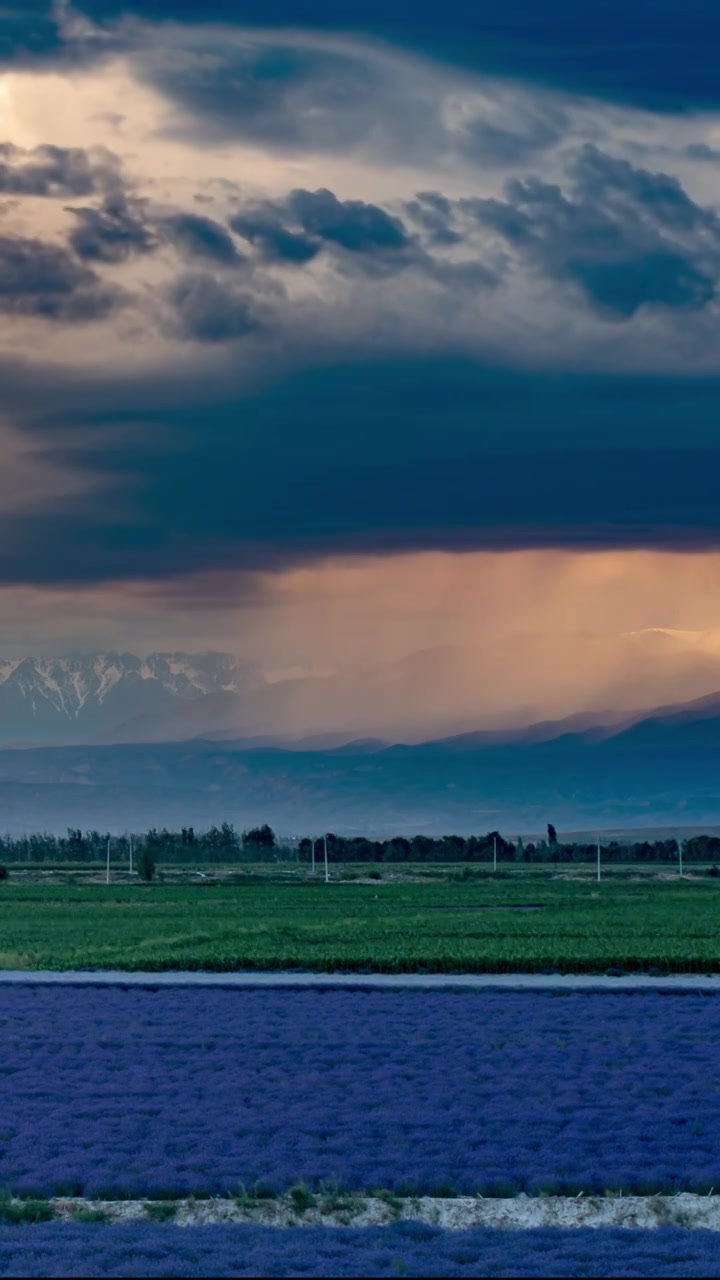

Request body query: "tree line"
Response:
[0, 822, 719, 864]
[298, 830, 720, 864]
[0, 823, 277, 865]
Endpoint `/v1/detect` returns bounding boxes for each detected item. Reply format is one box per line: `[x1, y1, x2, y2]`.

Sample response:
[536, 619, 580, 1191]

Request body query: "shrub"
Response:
[375, 1189, 403, 1218]
[0, 1195, 54, 1225]
[252, 1184, 279, 1201]
[453, 866, 474, 882]
[319, 1187, 362, 1214]
[242, 825, 276, 852]
[289, 1184, 316, 1214]
[144, 1202, 177, 1222]
[136, 849, 156, 883]
[0, 867, 7, 882]
[72, 1208, 107, 1224]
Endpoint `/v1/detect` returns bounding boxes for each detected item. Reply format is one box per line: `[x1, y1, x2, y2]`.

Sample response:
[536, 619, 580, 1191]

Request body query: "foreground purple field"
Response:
[0, 1223, 718, 1278]
[1, 986, 719, 1197]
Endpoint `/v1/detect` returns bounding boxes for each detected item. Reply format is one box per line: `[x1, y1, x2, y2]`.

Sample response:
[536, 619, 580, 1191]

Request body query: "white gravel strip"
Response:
[42, 1193, 720, 1230]
[0, 969, 719, 989]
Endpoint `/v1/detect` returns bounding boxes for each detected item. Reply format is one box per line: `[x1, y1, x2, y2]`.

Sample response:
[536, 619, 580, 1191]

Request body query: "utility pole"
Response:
[493, 835, 497, 873]
[129, 833, 133, 876]
[106, 836, 111, 885]
[596, 835, 601, 883]
[323, 834, 329, 883]
[311, 838, 316, 875]
[679, 838, 684, 879]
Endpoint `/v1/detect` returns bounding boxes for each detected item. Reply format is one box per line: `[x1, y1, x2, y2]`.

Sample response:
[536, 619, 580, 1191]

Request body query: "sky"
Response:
[4, 1, 720, 733]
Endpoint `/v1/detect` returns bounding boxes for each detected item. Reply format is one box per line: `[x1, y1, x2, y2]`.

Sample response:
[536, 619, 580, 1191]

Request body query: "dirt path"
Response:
[30, 1192, 720, 1230]
[0, 969, 719, 988]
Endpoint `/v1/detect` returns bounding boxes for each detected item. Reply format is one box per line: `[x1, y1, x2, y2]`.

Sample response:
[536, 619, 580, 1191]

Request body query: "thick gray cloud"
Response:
[64, 181, 437, 345]
[0, 233, 123, 321]
[0, 3, 82, 71]
[458, 101, 567, 165]
[229, 186, 493, 288]
[72, 1, 720, 113]
[228, 209, 320, 264]
[142, 38, 394, 153]
[68, 197, 244, 269]
[67, 192, 157, 263]
[230, 188, 420, 276]
[573, 251, 712, 316]
[572, 146, 718, 236]
[404, 192, 462, 246]
[166, 273, 261, 342]
[0, 142, 120, 198]
[134, 32, 570, 171]
[0, 2, 136, 77]
[465, 146, 720, 317]
[685, 143, 720, 162]
[286, 188, 409, 253]
[1, 354, 720, 590]
[161, 212, 245, 266]
[6, 5, 720, 133]
[0, 4, 719, 600]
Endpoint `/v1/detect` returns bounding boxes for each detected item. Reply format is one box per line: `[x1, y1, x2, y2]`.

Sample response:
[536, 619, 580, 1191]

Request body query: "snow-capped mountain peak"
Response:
[0, 659, 21, 684]
[0, 651, 261, 746]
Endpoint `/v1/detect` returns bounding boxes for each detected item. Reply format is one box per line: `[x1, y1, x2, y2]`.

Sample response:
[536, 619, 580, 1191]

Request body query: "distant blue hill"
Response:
[0, 686, 719, 834]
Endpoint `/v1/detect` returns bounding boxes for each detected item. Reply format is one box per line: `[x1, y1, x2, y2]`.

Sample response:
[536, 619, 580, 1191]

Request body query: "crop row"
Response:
[1, 987, 719, 1198]
[1, 880, 719, 972]
[0, 1223, 717, 1278]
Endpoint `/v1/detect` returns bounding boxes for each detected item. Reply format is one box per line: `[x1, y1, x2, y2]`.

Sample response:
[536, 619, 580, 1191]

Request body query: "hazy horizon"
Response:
[5, 616, 720, 744]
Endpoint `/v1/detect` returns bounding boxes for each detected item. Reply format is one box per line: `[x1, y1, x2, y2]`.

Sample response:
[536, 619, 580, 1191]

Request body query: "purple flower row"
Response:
[1, 987, 719, 1196]
[0, 1223, 718, 1278]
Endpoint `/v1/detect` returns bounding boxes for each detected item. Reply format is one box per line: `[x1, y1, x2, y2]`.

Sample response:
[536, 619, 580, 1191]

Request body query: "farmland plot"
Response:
[1, 1222, 719, 1278]
[1, 878, 719, 973]
[1, 987, 719, 1199]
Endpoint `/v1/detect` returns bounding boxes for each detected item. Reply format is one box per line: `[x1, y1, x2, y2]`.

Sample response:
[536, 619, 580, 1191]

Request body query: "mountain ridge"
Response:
[0, 681, 719, 833]
[0, 651, 263, 747]
[4, 645, 720, 762]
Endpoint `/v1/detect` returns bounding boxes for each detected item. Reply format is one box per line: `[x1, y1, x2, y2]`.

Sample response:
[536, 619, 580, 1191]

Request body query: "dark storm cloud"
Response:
[0, 143, 120, 198]
[685, 144, 720, 162]
[62, 181, 431, 343]
[230, 189, 419, 275]
[73, 1, 720, 111]
[404, 193, 461, 246]
[145, 40, 393, 153]
[166, 273, 261, 342]
[458, 103, 567, 166]
[161, 213, 244, 266]
[574, 252, 711, 317]
[1, 4, 719, 592]
[572, 147, 717, 235]
[0, 2, 66, 68]
[68, 197, 242, 267]
[4, 354, 720, 589]
[67, 192, 157, 263]
[465, 146, 720, 317]
[0, 233, 123, 320]
[114, 29, 571, 170]
[286, 189, 409, 253]
[0, 1, 126, 73]
[228, 210, 319, 265]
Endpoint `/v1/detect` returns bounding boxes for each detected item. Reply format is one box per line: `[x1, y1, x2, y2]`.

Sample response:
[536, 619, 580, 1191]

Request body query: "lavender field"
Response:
[1, 986, 719, 1198]
[0, 1223, 718, 1278]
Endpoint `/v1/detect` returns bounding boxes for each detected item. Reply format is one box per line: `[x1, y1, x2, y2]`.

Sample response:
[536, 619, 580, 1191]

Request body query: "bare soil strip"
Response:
[1, 970, 720, 988]
[37, 1194, 720, 1230]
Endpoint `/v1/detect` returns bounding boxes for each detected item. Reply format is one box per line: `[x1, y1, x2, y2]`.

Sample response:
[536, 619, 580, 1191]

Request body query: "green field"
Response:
[0, 870, 719, 972]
